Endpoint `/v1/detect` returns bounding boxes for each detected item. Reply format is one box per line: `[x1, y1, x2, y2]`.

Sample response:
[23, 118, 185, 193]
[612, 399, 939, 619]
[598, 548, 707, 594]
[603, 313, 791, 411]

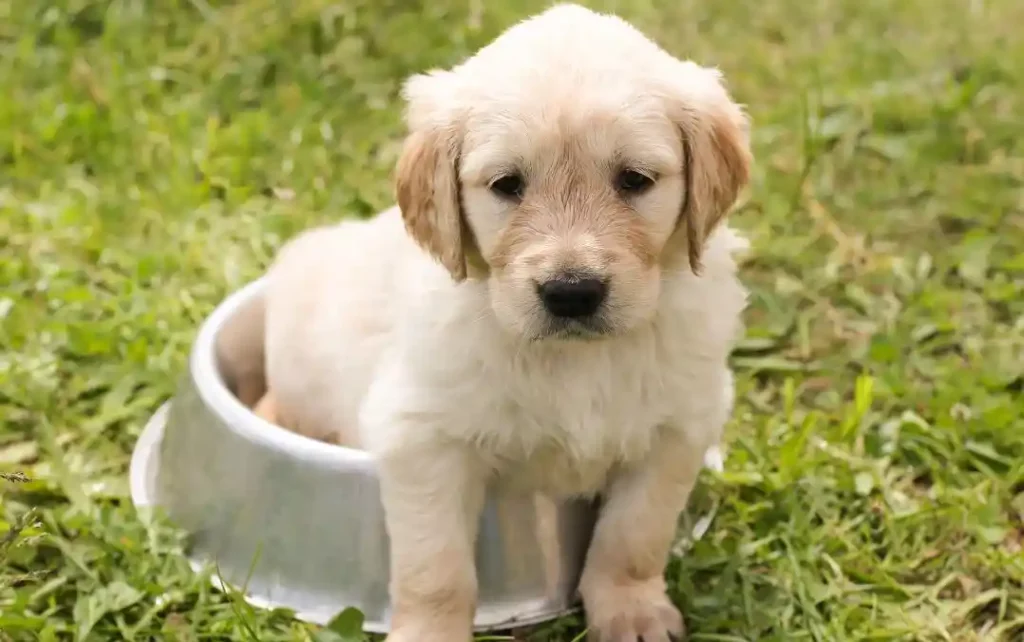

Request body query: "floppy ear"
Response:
[672, 67, 752, 273]
[395, 72, 469, 282]
[395, 127, 466, 281]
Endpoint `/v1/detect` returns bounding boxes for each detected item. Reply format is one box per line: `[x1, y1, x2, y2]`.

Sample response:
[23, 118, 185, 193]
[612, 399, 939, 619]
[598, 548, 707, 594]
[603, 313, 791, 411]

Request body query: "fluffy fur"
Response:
[255, 5, 752, 641]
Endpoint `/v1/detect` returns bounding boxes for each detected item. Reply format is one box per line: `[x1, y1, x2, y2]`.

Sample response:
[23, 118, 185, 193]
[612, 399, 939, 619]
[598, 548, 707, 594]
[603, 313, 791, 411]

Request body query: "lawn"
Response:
[1, 0, 1023, 640]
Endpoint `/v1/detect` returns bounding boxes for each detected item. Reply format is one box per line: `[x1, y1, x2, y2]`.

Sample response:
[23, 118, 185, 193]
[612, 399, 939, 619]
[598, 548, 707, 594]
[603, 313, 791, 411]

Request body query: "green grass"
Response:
[2, 0, 1023, 640]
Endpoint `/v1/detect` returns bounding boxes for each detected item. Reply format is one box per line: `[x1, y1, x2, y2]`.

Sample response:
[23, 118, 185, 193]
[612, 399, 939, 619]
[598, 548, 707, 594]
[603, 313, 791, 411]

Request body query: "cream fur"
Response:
[260, 4, 752, 641]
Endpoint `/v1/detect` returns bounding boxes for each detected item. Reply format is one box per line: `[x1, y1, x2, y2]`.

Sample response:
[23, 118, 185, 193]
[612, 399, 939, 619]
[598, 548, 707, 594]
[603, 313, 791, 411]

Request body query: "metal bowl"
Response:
[128, 278, 599, 633]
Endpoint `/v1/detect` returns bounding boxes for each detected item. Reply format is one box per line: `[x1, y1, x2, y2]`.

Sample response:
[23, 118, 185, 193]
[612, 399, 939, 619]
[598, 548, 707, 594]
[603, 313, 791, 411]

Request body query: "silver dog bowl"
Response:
[128, 279, 600, 633]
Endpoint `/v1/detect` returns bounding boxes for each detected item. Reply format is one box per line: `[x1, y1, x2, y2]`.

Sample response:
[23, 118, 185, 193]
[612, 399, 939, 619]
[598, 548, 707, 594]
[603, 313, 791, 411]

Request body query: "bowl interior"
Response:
[212, 282, 269, 410]
[200, 281, 373, 464]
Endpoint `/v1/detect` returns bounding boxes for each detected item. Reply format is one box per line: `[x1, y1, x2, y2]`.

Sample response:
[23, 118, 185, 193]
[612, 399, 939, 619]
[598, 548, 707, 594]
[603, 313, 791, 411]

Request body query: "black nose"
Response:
[538, 276, 608, 318]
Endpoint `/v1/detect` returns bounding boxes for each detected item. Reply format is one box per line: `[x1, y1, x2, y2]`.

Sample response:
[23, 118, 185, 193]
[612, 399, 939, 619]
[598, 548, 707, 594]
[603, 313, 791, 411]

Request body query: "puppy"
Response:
[258, 4, 752, 641]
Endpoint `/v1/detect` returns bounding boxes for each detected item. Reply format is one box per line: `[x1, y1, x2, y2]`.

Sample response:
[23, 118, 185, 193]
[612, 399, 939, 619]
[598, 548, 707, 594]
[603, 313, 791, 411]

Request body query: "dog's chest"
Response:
[471, 338, 683, 495]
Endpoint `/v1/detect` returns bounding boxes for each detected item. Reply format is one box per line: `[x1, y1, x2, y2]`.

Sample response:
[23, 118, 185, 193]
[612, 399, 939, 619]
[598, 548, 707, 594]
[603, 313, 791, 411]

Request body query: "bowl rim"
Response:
[190, 277, 377, 473]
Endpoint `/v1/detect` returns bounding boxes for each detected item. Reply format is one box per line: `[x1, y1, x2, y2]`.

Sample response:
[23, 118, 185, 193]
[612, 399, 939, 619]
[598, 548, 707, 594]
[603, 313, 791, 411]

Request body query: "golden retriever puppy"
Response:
[258, 4, 752, 641]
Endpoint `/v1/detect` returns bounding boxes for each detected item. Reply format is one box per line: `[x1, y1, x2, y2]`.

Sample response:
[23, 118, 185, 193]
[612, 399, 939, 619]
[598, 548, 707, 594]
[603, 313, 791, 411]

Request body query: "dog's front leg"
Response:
[579, 433, 706, 642]
[377, 443, 486, 642]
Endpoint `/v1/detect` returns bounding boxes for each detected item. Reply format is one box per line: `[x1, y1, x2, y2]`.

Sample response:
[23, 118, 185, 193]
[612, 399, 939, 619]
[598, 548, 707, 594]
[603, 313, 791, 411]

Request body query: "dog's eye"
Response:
[616, 169, 655, 195]
[490, 173, 525, 200]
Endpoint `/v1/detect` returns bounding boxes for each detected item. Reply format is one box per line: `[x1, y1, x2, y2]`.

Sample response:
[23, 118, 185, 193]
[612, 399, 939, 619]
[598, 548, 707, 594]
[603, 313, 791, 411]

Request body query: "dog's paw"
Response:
[581, 578, 685, 642]
[385, 627, 469, 642]
[384, 616, 473, 642]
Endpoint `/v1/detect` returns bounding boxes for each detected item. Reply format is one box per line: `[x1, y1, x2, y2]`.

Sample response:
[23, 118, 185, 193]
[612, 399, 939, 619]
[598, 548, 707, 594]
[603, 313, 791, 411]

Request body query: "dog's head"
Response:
[396, 4, 751, 340]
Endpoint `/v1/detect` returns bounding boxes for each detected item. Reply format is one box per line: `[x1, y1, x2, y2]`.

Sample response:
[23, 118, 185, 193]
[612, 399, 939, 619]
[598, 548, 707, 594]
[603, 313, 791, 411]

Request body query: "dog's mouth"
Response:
[532, 315, 614, 341]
